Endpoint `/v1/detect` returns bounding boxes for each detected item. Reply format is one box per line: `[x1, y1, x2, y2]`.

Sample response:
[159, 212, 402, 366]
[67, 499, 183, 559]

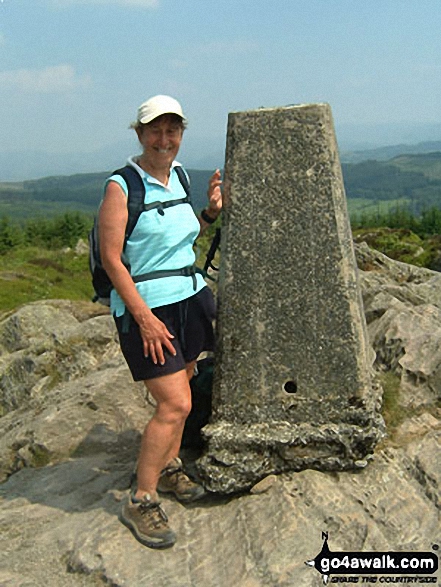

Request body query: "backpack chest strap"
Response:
[143, 196, 191, 215]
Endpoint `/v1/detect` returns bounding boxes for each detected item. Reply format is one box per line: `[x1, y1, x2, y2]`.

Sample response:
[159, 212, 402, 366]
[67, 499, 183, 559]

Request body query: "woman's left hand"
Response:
[207, 168, 222, 215]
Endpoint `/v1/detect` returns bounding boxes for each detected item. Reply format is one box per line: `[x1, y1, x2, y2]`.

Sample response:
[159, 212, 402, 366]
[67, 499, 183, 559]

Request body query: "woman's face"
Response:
[137, 114, 184, 170]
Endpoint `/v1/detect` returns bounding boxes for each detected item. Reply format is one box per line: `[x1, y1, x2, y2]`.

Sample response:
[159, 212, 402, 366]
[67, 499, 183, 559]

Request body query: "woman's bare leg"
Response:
[135, 369, 191, 499]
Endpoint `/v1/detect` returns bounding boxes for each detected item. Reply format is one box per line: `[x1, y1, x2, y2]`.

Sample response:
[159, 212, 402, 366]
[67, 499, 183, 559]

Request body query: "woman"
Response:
[99, 95, 222, 549]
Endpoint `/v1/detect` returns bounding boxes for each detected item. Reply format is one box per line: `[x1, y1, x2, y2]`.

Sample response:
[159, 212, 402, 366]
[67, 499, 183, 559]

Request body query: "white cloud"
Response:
[0, 65, 92, 93]
[49, 0, 158, 6]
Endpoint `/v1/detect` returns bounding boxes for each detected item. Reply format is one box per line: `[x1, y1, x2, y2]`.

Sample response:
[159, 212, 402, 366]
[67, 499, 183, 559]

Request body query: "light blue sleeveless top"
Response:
[105, 157, 206, 317]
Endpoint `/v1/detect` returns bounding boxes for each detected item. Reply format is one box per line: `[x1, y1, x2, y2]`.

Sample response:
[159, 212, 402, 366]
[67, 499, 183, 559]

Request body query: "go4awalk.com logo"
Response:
[305, 533, 439, 585]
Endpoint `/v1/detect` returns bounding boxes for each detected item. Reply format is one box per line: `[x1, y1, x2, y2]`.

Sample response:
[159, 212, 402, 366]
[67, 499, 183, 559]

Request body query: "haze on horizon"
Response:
[0, 0, 440, 181]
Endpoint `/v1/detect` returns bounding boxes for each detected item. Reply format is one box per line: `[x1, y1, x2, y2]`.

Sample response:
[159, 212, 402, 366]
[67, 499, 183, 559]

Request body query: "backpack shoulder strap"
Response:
[140, 165, 192, 215]
[112, 165, 146, 242]
[174, 165, 191, 203]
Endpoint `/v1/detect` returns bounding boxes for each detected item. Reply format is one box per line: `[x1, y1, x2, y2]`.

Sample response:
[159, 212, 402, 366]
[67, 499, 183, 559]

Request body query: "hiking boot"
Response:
[157, 457, 205, 503]
[120, 492, 176, 549]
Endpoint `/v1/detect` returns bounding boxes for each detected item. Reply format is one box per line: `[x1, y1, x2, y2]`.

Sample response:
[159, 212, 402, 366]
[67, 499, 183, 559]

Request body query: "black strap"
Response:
[141, 166, 191, 215]
[132, 265, 203, 291]
[203, 228, 221, 275]
[121, 266, 198, 335]
[112, 166, 146, 243]
[174, 165, 191, 199]
[201, 209, 216, 224]
[143, 195, 191, 215]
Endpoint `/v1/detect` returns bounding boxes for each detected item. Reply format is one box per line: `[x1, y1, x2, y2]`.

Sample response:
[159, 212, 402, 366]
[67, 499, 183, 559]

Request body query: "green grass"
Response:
[0, 208, 436, 316]
[379, 371, 404, 433]
[352, 226, 440, 268]
[0, 246, 93, 313]
[0, 225, 222, 315]
[379, 370, 441, 446]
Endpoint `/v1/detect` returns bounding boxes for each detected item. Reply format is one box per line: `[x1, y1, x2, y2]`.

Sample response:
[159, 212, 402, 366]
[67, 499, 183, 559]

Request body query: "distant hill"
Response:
[389, 151, 441, 180]
[340, 141, 441, 164]
[0, 169, 212, 222]
[1, 149, 441, 223]
[341, 151, 441, 216]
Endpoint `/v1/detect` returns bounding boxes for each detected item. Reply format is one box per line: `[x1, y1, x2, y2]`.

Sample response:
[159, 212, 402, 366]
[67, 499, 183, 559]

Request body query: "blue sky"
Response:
[1, 0, 441, 179]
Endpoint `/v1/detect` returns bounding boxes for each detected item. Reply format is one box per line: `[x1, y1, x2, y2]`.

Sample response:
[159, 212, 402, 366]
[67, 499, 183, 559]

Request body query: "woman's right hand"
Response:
[138, 311, 177, 365]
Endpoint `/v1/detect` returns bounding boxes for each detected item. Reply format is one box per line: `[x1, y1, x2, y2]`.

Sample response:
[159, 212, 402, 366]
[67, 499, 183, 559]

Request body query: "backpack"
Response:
[89, 164, 192, 305]
[181, 356, 214, 449]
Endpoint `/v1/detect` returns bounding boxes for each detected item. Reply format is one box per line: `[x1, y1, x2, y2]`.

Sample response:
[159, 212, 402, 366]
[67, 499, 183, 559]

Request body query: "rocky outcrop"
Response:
[0, 247, 439, 587]
[356, 242, 441, 408]
[0, 300, 148, 483]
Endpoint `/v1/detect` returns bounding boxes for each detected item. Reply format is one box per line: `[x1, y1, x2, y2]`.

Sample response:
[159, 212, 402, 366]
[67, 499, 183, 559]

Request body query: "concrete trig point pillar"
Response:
[197, 103, 384, 493]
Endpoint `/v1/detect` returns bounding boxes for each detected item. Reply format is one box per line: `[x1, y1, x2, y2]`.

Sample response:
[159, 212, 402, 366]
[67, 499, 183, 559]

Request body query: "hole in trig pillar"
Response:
[283, 380, 298, 394]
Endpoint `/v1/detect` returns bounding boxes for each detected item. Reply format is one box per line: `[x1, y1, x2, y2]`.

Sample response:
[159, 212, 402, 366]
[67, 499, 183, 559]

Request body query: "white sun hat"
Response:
[130, 95, 188, 128]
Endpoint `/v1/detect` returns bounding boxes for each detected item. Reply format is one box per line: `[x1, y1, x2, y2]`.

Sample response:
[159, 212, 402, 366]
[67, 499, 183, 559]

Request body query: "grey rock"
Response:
[0, 364, 151, 483]
[395, 412, 440, 440]
[250, 474, 278, 494]
[0, 249, 439, 586]
[0, 302, 79, 353]
[0, 301, 120, 416]
[357, 243, 441, 407]
[0, 443, 439, 587]
[0, 300, 148, 482]
[355, 241, 437, 287]
[199, 104, 382, 492]
[75, 239, 89, 255]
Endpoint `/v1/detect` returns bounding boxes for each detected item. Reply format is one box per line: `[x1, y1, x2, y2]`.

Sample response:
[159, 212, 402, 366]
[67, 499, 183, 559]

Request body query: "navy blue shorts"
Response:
[114, 286, 216, 381]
